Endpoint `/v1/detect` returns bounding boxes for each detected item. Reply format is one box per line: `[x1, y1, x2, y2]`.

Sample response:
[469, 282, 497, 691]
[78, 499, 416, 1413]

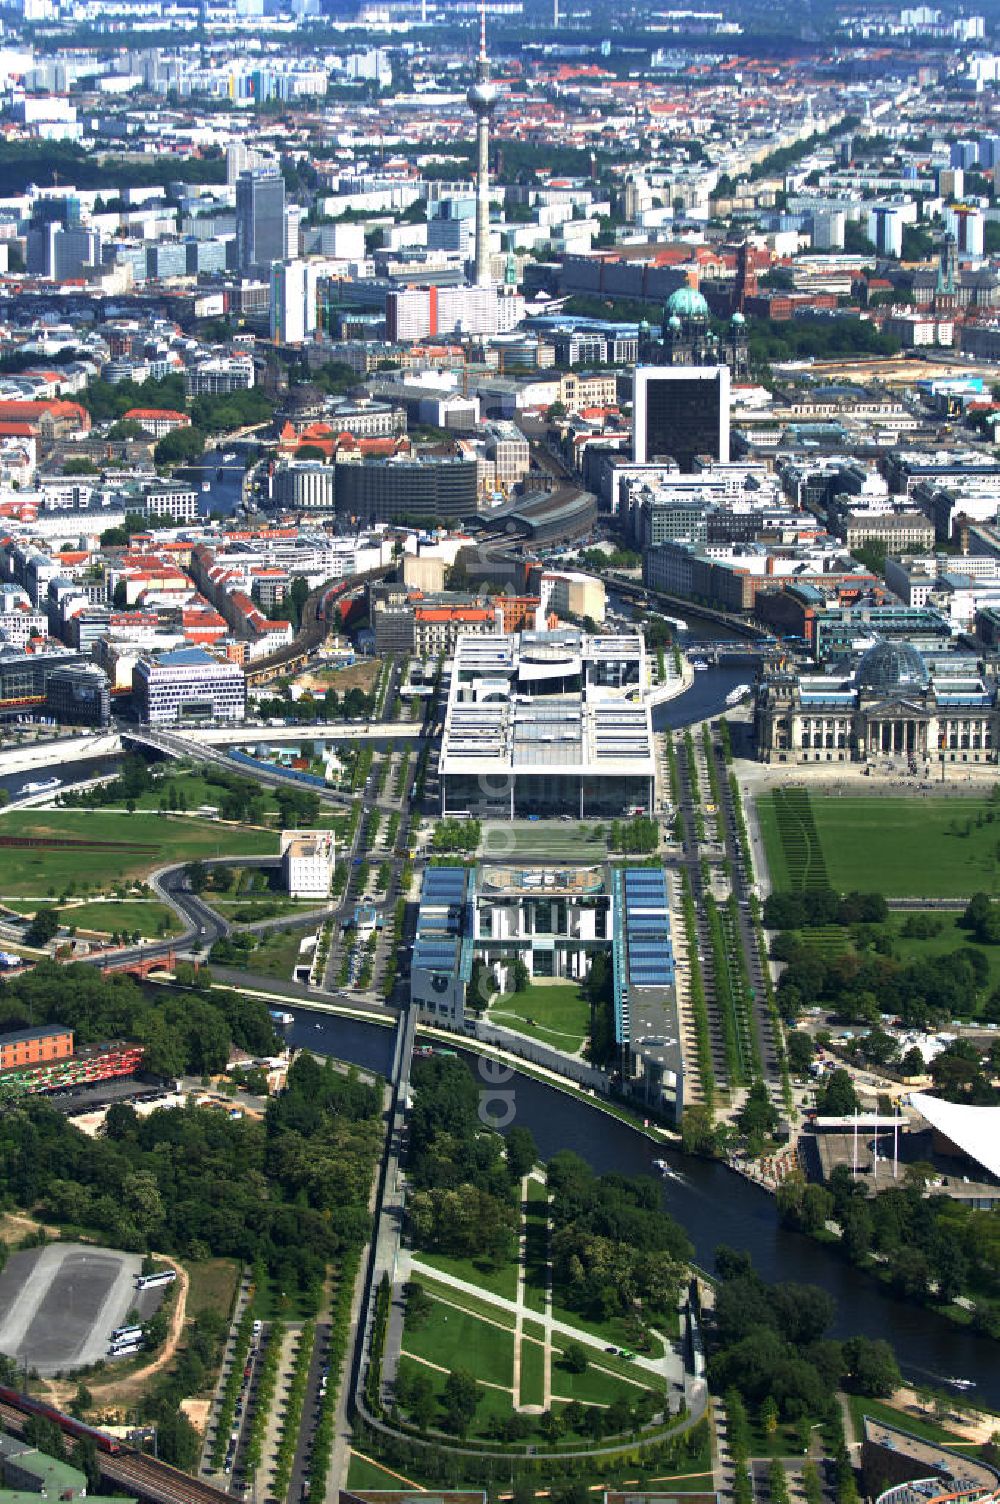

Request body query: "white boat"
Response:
[725, 683, 751, 706]
[652, 1158, 684, 1182]
[222, 451, 237, 462]
[947, 1377, 976, 1390]
[18, 777, 61, 796]
[691, 659, 709, 672]
[269, 1009, 294, 1027]
[201, 480, 211, 492]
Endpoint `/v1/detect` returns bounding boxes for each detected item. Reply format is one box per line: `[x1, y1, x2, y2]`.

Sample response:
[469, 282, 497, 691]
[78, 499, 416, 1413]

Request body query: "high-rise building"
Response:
[633, 366, 730, 473]
[946, 203, 985, 258]
[868, 205, 904, 258]
[284, 204, 302, 260]
[236, 167, 286, 272]
[467, 2, 497, 286]
[270, 259, 318, 345]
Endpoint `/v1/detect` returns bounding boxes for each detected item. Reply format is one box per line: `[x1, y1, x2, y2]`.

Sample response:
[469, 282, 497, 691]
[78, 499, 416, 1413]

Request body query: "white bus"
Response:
[135, 1270, 176, 1290]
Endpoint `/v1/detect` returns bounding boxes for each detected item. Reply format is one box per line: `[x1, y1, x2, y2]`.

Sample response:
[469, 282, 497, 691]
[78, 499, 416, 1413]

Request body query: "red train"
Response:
[0, 1385, 123, 1453]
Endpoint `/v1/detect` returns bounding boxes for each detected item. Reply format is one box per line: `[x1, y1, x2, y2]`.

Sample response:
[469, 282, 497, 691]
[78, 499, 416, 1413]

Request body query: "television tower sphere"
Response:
[468, 78, 497, 114]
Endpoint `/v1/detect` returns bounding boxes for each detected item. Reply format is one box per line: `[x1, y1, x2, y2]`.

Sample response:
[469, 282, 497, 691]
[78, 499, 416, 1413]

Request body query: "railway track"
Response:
[0, 1401, 233, 1504]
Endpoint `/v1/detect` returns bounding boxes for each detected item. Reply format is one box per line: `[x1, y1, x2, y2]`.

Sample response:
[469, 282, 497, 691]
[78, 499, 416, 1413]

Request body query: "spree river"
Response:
[286, 1010, 1000, 1407]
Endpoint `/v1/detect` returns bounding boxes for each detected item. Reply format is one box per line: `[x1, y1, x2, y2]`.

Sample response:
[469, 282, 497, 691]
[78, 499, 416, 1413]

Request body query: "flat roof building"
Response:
[280, 828, 335, 899]
[133, 646, 246, 725]
[439, 628, 657, 819]
[410, 861, 681, 1120]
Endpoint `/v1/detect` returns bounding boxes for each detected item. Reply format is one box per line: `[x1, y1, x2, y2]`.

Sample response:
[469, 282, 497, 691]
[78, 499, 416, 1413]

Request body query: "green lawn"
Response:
[490, 980, 590, 1053]
[418, 1276, 516, 1331]
[550, 1345, 658, 1405]
[403, 1298, 514, 1389]
[549, 1295, 670, 1357]
[133, 769, 346, 833]
[481, 821, 610, 861]
[214, 927, 316, 981]
[757, 793, 1000, 898]
[346, 1454, 424, 1491]
[0, 810, 275, 894]
[417, 1249, 518, 1301]
[523, 1178, 549, 1315]
[846, 1394, 971, 1448]
[887, 911, 1000, 988]
[185, 1258, 241, 1323]
[519, 1322, 546, 1408]
[58, 899, 181, 938]
[394, 1355, 513, 1438]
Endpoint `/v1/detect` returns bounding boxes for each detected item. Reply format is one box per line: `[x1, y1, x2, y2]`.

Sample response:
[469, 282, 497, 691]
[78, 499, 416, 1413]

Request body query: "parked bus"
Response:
[135, 1270, 176, 1290]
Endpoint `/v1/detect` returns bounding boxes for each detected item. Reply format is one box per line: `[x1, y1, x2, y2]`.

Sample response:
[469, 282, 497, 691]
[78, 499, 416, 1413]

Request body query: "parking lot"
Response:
[0, 1242, 146, 1375]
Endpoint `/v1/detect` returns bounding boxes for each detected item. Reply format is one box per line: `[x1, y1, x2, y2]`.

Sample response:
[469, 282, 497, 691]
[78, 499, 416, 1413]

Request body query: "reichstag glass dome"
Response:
[855, 639, 930, 696]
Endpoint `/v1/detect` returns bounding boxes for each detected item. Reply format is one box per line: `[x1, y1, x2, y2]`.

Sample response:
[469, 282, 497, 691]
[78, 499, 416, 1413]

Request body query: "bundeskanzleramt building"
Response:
[133, 646, 246, 724]
[439, 628, 657, 818]
[754, 639, 1000, 765]
[410, 864, 683, 1119]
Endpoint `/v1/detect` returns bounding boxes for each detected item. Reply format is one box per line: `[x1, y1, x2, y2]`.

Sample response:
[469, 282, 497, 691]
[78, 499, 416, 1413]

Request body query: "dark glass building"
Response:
[632, 365, 730, 472]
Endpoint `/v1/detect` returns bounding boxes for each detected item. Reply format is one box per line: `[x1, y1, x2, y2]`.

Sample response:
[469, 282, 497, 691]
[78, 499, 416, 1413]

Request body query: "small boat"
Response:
[222, 451, 236, 462]
[268, 1009, 294, 1027]
[947, 1378, 976, 1390]
[691, 659, 708, 672]
[19, 776, 61, 796]
[201, 480, 211, 492]
[726, 682, 751, 705]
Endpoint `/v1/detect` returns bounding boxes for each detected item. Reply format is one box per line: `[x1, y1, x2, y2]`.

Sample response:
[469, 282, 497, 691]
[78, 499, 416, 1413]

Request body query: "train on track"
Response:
[0, 1385, 123, 1451]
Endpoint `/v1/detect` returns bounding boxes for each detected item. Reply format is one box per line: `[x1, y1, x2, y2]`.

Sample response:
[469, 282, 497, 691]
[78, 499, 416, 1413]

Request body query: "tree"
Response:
[786, 1031, 814, 1074]
[843, 1336, 901, 1396]
[25, 908, 60, 947]
[441, 1367, 481, 1435]
[154, 427, 205, 467]
[816, 1068, 860, 1116]
[509, 957, 530, 994]
[505, 1126, 538, 1180]
[562, 1340, 588, 1374]
[185, 860, 208, 895]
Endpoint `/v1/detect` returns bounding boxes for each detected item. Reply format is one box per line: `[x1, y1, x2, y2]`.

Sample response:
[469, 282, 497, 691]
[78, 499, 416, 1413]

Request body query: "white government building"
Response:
[438, 628, 657, 818]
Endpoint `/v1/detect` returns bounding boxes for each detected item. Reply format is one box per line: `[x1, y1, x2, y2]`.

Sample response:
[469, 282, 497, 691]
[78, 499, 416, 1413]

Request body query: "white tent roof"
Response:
[909, 1092, 1000, 1180]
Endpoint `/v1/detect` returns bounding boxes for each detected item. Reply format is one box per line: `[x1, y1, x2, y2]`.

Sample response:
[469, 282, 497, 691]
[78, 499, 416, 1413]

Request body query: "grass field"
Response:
[846, 1395, 971, 1448]
[0, 810, 275, 894]
[403, 1297, 514, 1389]
[347, 1454, 425, 1491]
[519, 1322, 546, 1408]
[416, 1249, 518, 1301]
[418, 1276, 517, 1331]
[523, 1178, 549, 1316]
[59, 899, 181, 938]
[394, 1354, 512, 1437]
[887, 911, 1000, 986]
[757, 792, 1000, 898]
[241, 928, 314, 981]
[481, 821, 609, 861]
[490, 980, 590, 1053]
[550, 1347, 657, 1406]
[185, 1258, 241, 1324]
[133, 769, 348, 835]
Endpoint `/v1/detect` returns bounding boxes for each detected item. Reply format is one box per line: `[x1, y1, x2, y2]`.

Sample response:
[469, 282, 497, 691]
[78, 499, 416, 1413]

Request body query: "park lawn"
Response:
[402, 1299, 514, 1390]
[550, 1352, 658, 1405]
[240, 928, 314, 981]
[759, 793, 1000, 899]
[420, 1278, 516, 1331]
[347, 1454, 426, 1492]
[490, 980, 590, 1053]
[417, 1249, 518, 1301]
[60, 899, 182, 938]
[646, 1476, 717, 1492]
[481, 821, 610, 862]
[0, 810, 275, 893]
[185, 1258, 241, 1323]
[134, 770, 346, 833]
[523, 1178, 549, 1316]
[394, 1355, 513, 1438]
[550, 1294, 669, 1360]
[884, 911, 1000, 990]
[846, 1394, 971, 1447]
[519, 1322, 546, 1408]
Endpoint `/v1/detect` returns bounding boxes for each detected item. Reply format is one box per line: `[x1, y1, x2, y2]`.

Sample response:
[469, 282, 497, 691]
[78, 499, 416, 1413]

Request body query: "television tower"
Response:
[467, 0, 497, 286]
